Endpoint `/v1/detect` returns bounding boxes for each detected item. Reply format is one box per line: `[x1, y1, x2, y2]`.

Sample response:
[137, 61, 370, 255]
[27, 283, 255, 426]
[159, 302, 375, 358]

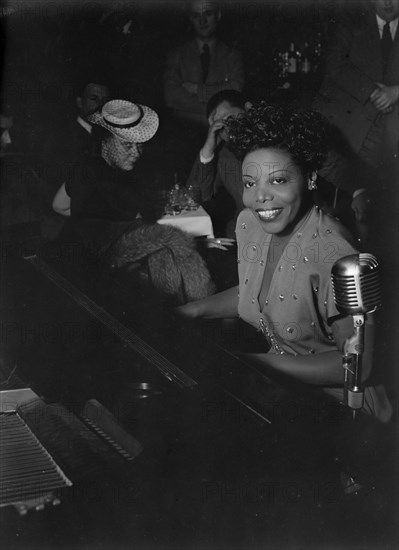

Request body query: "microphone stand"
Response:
[343, 313, 365, 419]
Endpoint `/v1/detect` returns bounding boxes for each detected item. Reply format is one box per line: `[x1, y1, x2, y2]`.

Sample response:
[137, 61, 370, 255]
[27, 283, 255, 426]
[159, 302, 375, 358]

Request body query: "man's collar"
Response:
[77, 115, 92, 134]
[376, 13, 399, 34]
[196, 37, 216, 52]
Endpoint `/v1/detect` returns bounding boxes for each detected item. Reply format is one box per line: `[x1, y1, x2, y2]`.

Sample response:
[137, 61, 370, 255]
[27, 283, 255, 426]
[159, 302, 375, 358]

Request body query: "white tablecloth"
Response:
[157, 206, 214, 238]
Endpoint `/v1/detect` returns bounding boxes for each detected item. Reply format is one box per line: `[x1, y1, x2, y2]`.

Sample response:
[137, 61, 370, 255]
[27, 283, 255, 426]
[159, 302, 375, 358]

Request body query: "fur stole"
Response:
[108, 223, 216, 305]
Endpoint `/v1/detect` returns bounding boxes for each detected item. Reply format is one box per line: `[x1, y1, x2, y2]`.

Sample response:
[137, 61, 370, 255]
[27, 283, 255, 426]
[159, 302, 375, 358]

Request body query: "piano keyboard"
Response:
[0, 388, 143, 515]
[0, 412, 72, 515]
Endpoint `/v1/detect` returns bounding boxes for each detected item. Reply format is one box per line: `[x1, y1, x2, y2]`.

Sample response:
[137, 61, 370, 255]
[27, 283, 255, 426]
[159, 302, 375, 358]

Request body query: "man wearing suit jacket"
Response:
[66, 80, 111, 159]
[314, 0, 399, 223]
[39, 78, 110, 238]
[185, 89, 247, 238]
[163, 0, 244, 128]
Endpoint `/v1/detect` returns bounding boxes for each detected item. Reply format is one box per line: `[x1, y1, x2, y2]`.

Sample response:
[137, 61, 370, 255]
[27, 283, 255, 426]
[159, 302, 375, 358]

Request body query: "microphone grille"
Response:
[331, 253, 382, 314]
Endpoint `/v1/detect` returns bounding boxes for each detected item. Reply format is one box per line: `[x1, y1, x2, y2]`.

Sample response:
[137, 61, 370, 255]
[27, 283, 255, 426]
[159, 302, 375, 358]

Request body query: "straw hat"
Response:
[88, 99, 159, 142]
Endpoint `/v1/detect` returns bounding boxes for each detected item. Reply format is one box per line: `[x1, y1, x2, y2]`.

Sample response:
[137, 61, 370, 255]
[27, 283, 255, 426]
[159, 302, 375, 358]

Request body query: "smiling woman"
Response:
[177, 103, 392, 423]
[234, 106, 328, 238]
[241, 148, 310, 234]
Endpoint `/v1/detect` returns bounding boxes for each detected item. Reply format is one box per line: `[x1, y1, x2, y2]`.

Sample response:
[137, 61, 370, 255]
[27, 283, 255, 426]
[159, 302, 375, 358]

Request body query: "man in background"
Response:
[0, 110, 13, 157]
[0, 105, 42, 238]
[38, 77, 110, 238]
[164, 0, 244, 128]
[163, 0, 244, 179]
[61, 79, 111, 160]
[186, 89, 248, 238]
[314, 0, 399, 231]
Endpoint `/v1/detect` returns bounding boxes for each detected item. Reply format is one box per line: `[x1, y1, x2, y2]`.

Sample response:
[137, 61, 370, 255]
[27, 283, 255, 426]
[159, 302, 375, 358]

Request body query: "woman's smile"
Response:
[242, 148, 310, 235]
[255, 208, 283, 222]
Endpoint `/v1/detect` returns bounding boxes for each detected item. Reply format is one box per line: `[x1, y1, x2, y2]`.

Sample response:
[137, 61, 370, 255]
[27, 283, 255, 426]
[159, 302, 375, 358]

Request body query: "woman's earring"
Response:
[308, 174, 318, 191]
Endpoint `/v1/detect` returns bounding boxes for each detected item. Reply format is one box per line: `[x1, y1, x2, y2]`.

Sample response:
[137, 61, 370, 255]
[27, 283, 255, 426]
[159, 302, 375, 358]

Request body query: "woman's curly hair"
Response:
[226, 102, 331, 176]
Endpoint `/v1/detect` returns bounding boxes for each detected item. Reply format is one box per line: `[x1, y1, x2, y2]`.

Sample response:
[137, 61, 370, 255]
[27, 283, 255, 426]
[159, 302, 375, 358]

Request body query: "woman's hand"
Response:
[174, 301, 200, 319]
[174, 286, 239, 320]
[205, 237, 236, 251]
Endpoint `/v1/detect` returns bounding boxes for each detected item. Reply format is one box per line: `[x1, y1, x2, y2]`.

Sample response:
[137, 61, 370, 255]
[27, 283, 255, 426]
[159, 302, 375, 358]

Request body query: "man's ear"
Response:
[76, 96, 83, 112]
[216, 9, 221, 23]
[208, 108, 216, 125]
[244, 101, 252, 112]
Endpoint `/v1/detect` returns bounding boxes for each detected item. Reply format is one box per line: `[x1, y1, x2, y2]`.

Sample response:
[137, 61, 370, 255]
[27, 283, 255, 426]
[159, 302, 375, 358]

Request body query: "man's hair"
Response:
[226, 102, 330, 175]
[206, 89, 246, 119]
[0, 100, 12, 118]
[189, 0, 220, 15]
[75, 75, 110, 98]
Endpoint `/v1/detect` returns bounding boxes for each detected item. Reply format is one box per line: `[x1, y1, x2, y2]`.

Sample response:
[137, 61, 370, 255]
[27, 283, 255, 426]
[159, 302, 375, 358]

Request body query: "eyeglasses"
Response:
[117, 140, 144, 154]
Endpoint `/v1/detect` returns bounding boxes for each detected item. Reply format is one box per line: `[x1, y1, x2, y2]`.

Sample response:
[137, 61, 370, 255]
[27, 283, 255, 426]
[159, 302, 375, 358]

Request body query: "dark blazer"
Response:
[186, 145, 244, 237]
[164, 39, 244, 126]
[40, 118, 94, 208]
[314, 8, 399, 156]
[62, 119, 93, 159]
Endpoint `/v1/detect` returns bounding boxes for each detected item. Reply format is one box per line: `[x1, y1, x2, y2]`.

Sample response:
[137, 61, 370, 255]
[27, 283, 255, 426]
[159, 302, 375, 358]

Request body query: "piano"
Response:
[0, 244, 396, 549]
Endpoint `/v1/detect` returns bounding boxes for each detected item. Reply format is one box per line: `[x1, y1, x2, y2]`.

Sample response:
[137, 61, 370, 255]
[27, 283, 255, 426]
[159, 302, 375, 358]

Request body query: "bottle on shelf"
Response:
[277, 50, 289, 79]
[301, 41, 312, 74]
[287, 42, 298, 74]
[313, 32, 322, 73]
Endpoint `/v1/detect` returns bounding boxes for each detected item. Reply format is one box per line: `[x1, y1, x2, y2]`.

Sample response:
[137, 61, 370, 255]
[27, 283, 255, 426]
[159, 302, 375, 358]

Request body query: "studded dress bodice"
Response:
[236, 206, 358, 356]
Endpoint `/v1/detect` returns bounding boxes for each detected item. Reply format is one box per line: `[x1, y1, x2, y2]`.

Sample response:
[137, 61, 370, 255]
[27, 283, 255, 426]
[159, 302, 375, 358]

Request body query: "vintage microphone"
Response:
[331, 253, 382, 414]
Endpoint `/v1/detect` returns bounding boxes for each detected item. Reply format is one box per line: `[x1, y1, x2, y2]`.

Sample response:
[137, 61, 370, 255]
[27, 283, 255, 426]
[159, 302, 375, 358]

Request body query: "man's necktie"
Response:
[200, 43, 211, 83]
[381, 21, 393, 74]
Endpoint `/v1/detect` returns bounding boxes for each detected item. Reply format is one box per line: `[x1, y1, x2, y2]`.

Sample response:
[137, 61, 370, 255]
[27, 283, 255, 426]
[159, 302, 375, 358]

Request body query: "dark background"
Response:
[0, 0, 349, 155]
[1, 2, 398, 549]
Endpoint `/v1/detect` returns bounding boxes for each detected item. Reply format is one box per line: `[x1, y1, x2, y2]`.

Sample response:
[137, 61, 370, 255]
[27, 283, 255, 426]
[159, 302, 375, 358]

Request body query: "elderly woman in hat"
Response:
[52, 99, 159, 220]
[52, 99, 215, 305]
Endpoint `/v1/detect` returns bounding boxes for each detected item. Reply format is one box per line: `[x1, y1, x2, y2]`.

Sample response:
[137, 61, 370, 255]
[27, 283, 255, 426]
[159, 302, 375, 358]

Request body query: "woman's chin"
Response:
[120, 161, 135, 171]
[258, 220, 285, 234]
[257, 215, 299, 236]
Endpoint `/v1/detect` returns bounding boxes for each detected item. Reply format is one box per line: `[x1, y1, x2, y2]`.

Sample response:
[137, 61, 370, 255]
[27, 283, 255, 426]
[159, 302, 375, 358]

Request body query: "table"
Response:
[157, 206, 214, 238]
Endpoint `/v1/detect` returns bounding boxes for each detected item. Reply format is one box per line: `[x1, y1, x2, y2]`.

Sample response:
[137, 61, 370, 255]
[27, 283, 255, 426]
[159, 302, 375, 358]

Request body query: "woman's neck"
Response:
[273, 200, 313, 243]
